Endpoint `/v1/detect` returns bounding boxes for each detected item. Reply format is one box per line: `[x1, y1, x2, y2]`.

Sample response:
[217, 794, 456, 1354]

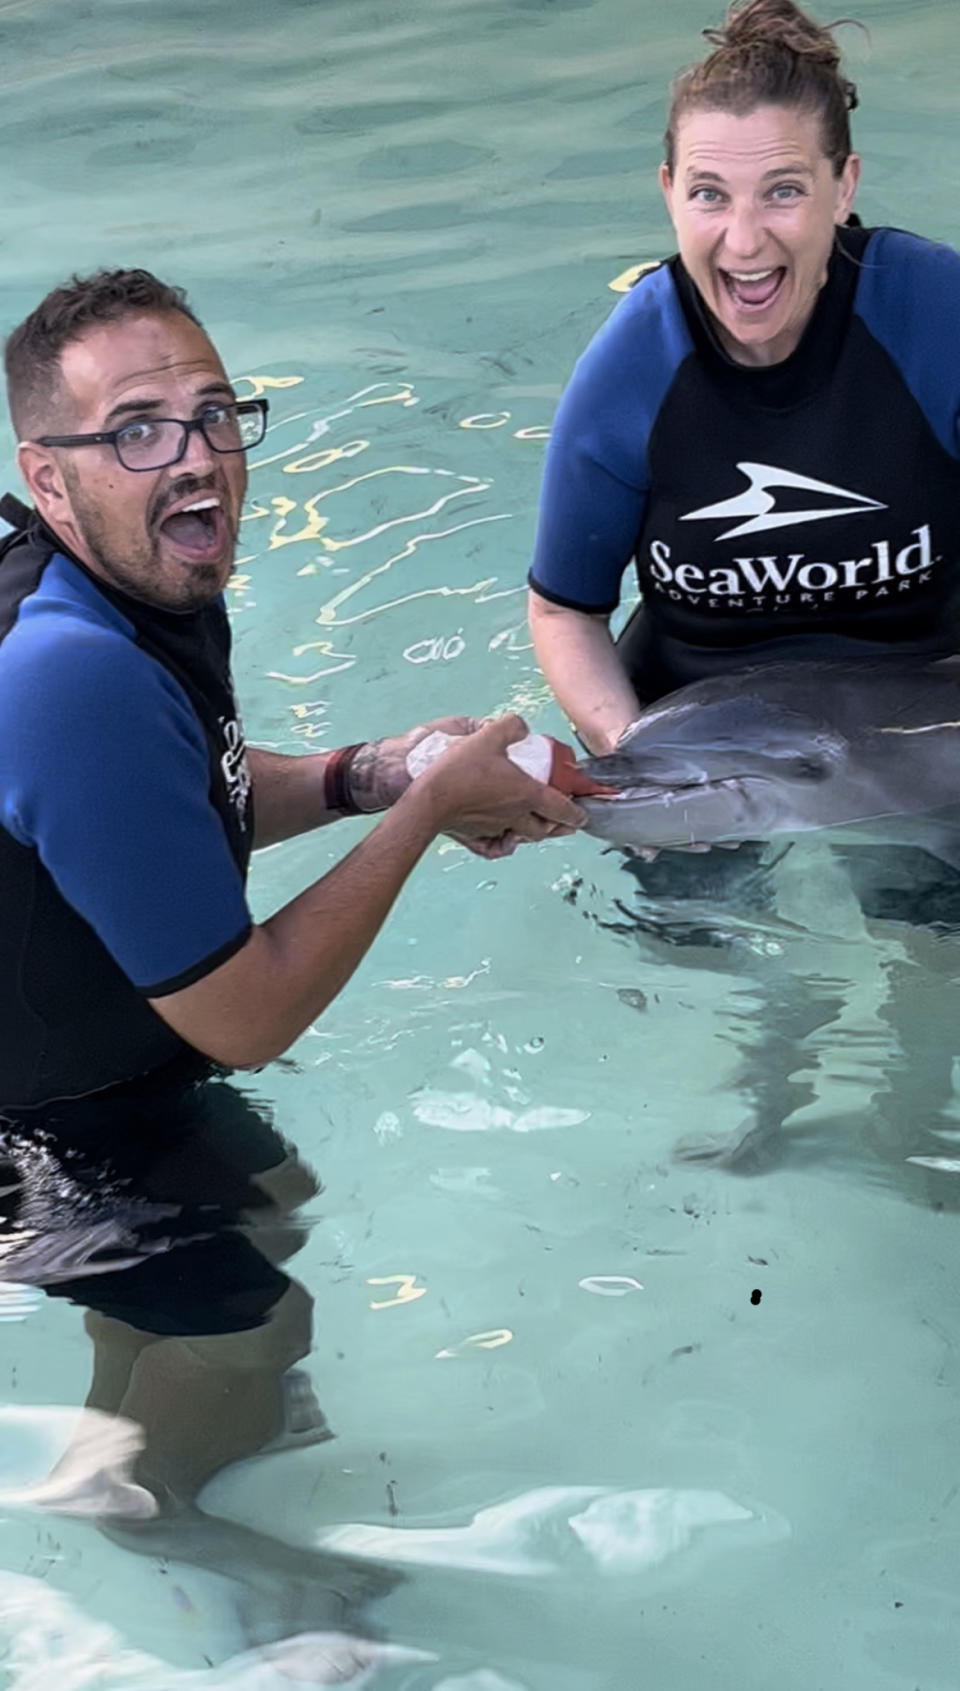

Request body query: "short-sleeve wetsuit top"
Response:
[0, 511, 254, 1108]
[529, 225, 960, 699]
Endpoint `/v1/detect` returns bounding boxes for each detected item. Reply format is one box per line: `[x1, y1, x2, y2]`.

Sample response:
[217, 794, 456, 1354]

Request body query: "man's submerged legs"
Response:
[0, 1073, 399, 1645]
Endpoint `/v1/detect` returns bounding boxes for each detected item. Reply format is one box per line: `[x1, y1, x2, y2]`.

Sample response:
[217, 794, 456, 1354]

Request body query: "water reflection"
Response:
[0, 1565, 433, 1689]
[316, 1481, 786, 1579]
[604, 835, 960, 1202]
[0, 1067, 396, 1648]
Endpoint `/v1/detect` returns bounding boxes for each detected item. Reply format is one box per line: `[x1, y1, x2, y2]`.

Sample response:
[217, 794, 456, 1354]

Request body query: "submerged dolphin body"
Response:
[579, 660, 960, 864]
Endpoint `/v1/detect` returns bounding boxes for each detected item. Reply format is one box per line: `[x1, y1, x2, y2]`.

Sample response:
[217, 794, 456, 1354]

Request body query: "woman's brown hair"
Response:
[664, 0, 861, 178]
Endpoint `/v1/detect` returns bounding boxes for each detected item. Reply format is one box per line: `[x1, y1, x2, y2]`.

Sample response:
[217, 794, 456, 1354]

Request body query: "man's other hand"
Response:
[414, 714, 586, 846]
[346, 716, 483, 813]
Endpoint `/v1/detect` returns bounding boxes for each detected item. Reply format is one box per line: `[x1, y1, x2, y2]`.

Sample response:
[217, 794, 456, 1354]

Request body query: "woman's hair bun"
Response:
[704, 0, 845, 71]
[663, 0, 861, 174]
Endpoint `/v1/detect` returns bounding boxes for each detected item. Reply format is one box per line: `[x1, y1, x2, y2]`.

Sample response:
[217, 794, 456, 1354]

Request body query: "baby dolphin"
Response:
[578, 658, 960, 863]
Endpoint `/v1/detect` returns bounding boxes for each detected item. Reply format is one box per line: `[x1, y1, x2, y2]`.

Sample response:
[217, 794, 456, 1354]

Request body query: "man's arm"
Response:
[246, 747, 337, 847]
[528, 592, 642, 755]
[247, 716, 485, 848]
[150, 716, 585, 1068]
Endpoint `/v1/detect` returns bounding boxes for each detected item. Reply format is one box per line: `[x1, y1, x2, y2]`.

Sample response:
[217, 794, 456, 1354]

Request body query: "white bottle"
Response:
[406, 729, 553, 783]
[406, 729, 602, 795]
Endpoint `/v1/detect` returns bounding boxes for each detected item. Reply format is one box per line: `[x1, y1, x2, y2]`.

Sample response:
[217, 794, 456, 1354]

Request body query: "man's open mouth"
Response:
[720, 267, 786, 312]
[158, 497, 227, 560]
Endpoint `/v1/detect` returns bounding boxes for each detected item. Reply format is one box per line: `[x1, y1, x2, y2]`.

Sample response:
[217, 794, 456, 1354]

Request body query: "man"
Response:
[0, 271, 585, 1595]
[0, 266, 585, 1111]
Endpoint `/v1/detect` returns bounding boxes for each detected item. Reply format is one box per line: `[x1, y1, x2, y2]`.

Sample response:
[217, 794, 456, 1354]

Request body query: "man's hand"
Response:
[413, 714, 586, 845]
[346, 716, 483, 813]
[445, 827, 526, 860]
[346, 714, 585, 858]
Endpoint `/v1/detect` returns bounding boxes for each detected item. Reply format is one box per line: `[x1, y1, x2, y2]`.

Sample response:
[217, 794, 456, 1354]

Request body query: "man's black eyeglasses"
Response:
[36, 398, 269, 473]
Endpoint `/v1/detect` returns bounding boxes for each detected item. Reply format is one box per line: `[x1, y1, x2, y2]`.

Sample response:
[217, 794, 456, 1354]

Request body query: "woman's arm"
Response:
[527, 592, 642, 754]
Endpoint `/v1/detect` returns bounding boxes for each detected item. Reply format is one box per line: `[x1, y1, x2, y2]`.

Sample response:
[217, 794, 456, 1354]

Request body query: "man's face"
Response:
[19, 311, 247, 613]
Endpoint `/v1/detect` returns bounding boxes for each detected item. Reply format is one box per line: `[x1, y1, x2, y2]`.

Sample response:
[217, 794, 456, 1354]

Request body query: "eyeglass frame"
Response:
[34, 397, 270, 472]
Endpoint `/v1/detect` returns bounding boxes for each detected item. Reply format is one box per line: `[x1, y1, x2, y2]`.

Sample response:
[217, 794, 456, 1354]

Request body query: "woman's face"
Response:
[660, 104, 860, 366]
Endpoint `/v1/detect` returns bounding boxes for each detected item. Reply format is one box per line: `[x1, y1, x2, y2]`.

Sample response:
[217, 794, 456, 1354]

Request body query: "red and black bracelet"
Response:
[323, 743, 366, 815]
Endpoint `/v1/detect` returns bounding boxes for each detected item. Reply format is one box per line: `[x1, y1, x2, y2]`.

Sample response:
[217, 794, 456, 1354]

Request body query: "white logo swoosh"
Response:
[680, 462, 887, 542]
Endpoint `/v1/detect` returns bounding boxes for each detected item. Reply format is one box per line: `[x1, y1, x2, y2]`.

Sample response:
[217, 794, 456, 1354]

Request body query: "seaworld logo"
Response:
[679, 462, 886, 542]
[646, 525, 937, 604]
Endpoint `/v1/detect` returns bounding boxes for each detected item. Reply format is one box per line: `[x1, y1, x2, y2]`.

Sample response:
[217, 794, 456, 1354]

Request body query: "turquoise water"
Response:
[3, 0, 960, 1685]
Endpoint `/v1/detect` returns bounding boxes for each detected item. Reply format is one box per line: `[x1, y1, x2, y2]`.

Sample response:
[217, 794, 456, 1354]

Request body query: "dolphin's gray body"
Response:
[579, 659, 960, 864]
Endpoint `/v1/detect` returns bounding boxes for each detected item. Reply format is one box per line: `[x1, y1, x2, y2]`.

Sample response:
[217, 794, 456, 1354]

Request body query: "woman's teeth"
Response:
[722, 266, 785, 308]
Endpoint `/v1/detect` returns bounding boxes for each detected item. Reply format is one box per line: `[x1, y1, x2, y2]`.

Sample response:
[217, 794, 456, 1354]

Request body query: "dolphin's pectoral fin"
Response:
[918, 826, 960, 873]
[762, 840, 794, 870]
[834, 835, 960, 930]
[672, 1113, 780, 1173]
[672, 1107, 836, 1176]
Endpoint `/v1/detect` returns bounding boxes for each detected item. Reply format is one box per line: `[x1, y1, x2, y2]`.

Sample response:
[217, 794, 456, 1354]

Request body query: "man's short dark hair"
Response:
[4, 268, 205, 440]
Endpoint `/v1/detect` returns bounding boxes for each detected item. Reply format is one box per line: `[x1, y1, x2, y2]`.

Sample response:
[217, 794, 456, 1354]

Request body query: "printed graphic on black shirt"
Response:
[644, 458, 937, 617]
[220, 715, 252, 829]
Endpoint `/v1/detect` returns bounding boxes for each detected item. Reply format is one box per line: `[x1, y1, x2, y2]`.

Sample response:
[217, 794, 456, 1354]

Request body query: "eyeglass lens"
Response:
[115, 404, 265, 469]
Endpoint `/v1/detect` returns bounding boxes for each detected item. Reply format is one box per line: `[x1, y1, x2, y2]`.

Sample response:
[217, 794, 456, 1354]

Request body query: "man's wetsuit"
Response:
[0, 504, 254, 1109]
[529, 226, 960, 699]
[0, 507, 306, 1342]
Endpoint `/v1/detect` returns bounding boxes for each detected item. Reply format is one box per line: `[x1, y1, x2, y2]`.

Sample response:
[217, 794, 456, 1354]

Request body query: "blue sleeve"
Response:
[853, 228, 960, 461]
[0, 621, 252, 994]
[528, 263, 693, 611]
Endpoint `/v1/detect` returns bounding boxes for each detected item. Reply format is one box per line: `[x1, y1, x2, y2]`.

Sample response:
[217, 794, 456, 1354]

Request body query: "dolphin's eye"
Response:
[792, 757, 827, 781]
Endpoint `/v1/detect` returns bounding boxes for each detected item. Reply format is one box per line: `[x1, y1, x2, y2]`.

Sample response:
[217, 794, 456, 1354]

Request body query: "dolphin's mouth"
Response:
[586, 776, 754, 804]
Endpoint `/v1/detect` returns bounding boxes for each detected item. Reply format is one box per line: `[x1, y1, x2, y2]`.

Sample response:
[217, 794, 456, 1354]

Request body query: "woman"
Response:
[528, 0, 960, 755]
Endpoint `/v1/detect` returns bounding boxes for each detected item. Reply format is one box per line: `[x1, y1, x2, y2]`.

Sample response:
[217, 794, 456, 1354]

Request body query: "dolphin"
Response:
[578, 659, 960, 865]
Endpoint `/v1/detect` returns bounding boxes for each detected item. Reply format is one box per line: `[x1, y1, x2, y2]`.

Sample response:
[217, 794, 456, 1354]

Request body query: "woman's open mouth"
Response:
[720, 267, 787, 314]
[158, 497, 228, 562]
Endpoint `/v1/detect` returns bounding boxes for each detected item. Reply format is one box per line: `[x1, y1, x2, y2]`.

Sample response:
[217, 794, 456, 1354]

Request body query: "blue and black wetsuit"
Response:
[529, 225, 960, 698]
[0, 505, 292, 1334]
[0, 504, 254, 1109]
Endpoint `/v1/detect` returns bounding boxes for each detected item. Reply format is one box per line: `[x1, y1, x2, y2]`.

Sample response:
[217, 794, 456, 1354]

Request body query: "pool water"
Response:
[2, 0, 960, 1686]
